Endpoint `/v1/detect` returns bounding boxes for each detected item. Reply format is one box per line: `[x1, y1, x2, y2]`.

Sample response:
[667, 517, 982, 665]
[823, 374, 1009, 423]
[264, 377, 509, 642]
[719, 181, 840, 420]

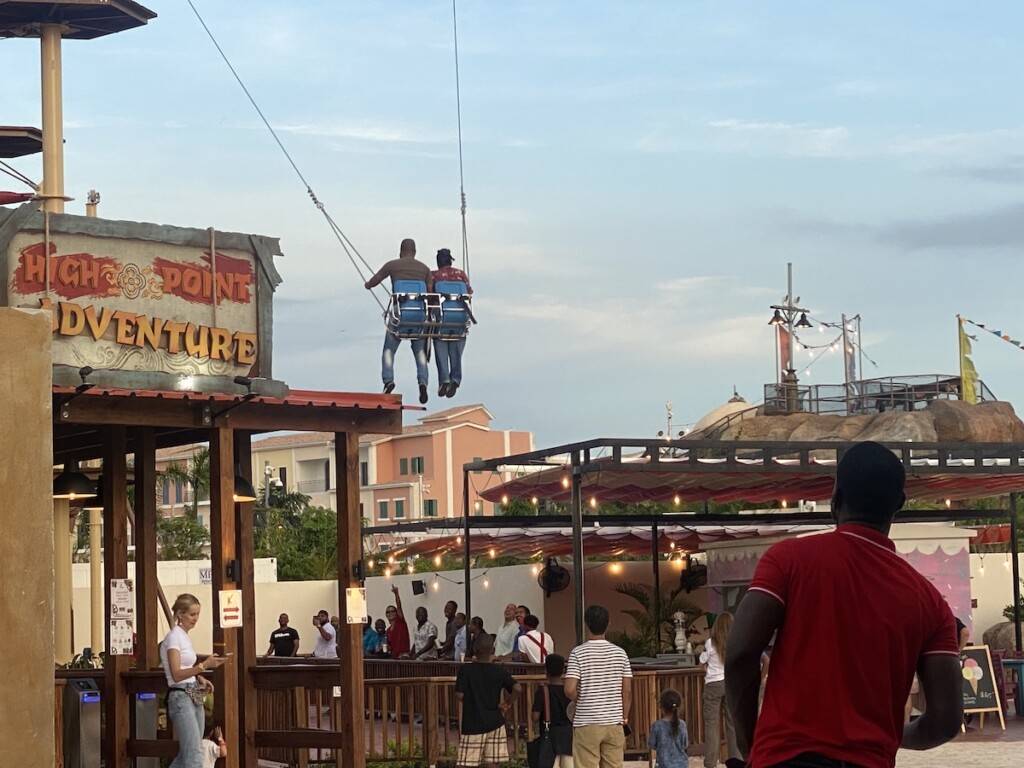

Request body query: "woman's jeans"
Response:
[434, 338, 466, 385]
[167, 689, 205, 768]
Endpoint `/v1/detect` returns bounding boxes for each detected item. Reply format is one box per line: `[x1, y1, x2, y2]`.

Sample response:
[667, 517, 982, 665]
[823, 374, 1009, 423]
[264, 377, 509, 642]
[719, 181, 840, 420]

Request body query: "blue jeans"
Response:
[168, 689, 205, 768]
[434, 338, 466, 385]
[382, 332, 428, 386]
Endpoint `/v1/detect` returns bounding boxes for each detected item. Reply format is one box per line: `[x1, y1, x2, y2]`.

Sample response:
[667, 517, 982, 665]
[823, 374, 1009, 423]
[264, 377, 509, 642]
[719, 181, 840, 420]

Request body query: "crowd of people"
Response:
[161, 442, 968, 768]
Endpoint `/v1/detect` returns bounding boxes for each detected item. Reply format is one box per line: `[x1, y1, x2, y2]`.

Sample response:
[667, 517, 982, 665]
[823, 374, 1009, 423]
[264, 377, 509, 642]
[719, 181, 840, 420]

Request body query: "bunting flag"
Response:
[777, 325, 791, 373]
[958, 316, 978, 404]
[961, 316, 1024, 353]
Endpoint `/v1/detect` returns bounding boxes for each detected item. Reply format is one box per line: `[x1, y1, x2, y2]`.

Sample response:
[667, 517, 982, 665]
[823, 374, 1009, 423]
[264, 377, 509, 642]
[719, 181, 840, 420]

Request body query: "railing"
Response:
[56, 660, 706, 766]
[297, 478, 330, 494]
[763, 374, 993, 416]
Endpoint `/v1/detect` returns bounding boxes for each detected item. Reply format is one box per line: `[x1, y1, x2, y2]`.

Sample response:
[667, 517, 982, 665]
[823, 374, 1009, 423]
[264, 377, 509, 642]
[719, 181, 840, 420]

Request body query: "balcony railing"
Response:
[296, 478, 330, 494]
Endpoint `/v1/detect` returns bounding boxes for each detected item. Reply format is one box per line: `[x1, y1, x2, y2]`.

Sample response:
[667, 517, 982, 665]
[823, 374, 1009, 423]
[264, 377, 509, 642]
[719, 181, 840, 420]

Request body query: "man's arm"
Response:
[265, 642, 274, 658]
[563, 677, 578, 700]
[902, 654, 963, 749]
[500, 682, 523, 714]
[621, 676, 632, 725]
[392, 585, 405, 620]
[365, 265, 387, 290]
[291, 632, 300, 657]
[725, 591, 784, 758]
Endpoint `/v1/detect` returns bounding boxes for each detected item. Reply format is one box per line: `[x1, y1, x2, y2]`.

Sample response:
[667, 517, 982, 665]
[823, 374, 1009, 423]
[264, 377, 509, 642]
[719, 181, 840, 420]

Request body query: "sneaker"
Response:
[446, 382, 459, 398]
[419, 384, 428, 404]
[438, 382, 450, 397]
[383, 382, 396, 394]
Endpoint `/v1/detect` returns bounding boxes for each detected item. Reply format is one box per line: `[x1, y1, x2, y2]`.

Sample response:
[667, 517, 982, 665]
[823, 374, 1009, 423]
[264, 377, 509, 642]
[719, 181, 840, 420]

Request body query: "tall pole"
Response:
[40, 25, 65, 214]
[89, 509, 103, 654]
[570, 452, 585, 645]
[53, 498, 73, 663]
[463, 470, 471, 628]
[786, 262, 796, 374]
[652, 523, 660, 651]
[1011, 493, 1022, 653]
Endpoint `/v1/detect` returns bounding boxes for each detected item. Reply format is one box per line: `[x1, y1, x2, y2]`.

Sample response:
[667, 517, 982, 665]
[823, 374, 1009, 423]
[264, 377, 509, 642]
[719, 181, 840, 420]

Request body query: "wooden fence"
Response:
[55, 661, 706, 767]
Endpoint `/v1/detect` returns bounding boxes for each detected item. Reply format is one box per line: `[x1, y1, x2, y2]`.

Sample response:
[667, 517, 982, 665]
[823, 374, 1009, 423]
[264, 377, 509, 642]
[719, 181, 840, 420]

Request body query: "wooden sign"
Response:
[960, 645, 1005, 730]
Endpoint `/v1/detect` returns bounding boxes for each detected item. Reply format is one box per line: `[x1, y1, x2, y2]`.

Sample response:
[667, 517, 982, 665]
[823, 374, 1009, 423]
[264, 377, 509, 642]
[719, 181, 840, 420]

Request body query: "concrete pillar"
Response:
[90, 511, 103, 653]
[0, 308, 53, 766]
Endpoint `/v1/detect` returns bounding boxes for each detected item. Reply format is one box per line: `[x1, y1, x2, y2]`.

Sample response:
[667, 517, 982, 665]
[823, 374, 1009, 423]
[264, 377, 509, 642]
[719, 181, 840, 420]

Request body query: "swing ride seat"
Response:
[387, 280, 433, 338]
[386, 280, 473, 340]
[433, 280, 473, 341]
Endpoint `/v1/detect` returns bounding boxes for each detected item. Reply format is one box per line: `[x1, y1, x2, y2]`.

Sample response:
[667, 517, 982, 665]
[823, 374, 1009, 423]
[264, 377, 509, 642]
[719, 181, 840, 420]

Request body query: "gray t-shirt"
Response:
[371, 257, 433, 288]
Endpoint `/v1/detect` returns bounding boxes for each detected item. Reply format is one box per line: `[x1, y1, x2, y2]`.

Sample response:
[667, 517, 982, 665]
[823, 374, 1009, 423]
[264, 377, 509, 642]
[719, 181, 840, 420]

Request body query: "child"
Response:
[530, 653, 574, 768]
[455, 634, 522, 768]
[201, 725, 227, 768]
[648, 689, 689, 768]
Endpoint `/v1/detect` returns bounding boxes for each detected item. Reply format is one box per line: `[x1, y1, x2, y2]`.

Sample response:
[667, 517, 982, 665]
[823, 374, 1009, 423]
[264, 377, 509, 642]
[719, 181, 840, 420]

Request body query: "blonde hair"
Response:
[710, 611, 734, 662]
[171, 593, 201, 624]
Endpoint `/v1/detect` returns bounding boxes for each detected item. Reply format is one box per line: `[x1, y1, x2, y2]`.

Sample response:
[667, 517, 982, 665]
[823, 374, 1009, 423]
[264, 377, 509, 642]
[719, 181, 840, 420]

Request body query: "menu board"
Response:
[960, 645, 1003, 727]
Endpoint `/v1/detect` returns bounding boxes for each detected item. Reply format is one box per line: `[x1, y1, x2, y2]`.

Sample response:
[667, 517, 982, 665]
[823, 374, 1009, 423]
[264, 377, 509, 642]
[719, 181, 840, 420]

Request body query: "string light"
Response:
[781, 500, 788, 509]
[387, 556, 395, 565]
[489, 547, 497, 559]
[434, 555, 442, 567]
[944, 499, 951, 508]
[1004, 554, 1011, 571]
[407, 563, 414, 574]
[531, 565, 540, 576]
[589, 497, 598, 509]
[367, 559, 375, 569]
[979, 555, 985, 576]
[501, 494, 509, 505]
[432, 577, 440, 591]
[609, 562, 621, 574]
[483, 577, 489, 588]
[673, 494, 681, 506]
[531, 496, 539, 506]
[669, 542, 676, 550]
[384, 568, 392, 578]
[561, 476, 570, 489]
[456, 536, 462, 545]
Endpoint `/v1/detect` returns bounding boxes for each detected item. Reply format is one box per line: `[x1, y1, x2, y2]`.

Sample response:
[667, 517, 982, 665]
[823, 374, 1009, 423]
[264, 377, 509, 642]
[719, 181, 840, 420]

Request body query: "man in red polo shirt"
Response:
[725, 441, 962, 768]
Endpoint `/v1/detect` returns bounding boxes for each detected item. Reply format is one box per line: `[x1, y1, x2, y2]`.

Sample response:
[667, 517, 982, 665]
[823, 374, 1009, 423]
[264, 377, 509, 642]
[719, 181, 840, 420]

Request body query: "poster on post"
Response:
[960, 645, 1005, 730]
[110, 619, 134, 656]
[346, 588, 368, 624]
[110, 578, 135, 619]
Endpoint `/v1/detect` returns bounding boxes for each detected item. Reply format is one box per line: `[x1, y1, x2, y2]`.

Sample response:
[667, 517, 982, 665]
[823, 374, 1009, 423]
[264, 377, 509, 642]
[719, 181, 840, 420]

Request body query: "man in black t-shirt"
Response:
[265, 613, 300, 657]
[455, 634, 522, 768]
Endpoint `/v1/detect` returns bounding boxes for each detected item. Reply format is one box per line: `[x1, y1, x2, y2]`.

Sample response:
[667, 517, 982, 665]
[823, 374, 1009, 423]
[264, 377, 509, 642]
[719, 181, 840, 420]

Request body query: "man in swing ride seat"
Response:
[365, 238, 434, 404]
[432, 248, 473, 398]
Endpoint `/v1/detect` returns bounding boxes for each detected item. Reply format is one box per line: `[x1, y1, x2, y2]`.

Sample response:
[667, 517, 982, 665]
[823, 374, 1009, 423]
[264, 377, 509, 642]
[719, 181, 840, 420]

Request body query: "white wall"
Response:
[70, 564, 544, 657]
[970, 552, 1024, 638]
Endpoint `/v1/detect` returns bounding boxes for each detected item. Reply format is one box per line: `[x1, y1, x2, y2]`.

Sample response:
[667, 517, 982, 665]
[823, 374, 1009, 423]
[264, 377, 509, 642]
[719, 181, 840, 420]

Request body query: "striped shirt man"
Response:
[565, 639, 632, 725]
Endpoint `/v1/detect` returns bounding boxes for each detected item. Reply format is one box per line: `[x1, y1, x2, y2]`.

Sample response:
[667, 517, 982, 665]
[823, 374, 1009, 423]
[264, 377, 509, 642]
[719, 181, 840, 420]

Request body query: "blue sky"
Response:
[4, 2, 1024, 445]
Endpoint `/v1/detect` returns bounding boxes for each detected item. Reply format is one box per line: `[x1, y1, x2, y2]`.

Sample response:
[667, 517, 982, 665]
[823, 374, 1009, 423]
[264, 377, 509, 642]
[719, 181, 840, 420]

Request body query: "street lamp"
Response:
[768, 263, 813, 411]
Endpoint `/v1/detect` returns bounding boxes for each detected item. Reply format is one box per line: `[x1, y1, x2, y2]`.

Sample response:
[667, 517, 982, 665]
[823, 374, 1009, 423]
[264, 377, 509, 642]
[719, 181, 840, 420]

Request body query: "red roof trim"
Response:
[53, 385, 403, 411]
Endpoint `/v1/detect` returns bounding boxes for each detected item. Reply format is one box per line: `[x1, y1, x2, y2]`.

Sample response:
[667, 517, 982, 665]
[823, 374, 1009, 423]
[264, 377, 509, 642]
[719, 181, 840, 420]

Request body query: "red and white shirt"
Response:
[432, 266, 473, 294]
[521, 629, 554, 664]
[748, 524, 959, 768]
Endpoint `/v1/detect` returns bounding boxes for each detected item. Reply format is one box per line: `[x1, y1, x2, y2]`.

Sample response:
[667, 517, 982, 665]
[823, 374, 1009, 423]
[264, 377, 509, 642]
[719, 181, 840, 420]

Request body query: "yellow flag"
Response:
[959, 317, 978, 404]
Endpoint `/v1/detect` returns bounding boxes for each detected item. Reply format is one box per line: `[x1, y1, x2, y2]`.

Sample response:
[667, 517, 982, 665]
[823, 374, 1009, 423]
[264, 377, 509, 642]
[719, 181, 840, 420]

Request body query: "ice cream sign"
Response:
[959, 645, 1003, 725]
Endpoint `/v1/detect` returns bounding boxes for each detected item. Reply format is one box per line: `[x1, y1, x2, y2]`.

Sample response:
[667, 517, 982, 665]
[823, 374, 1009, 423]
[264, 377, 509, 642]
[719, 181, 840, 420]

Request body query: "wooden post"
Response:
[210, 426, 240, 768]
[335, 431, 366, 768]
[570, 451, 585, 645]
[235, 432, 259, 768]
[102, 427, 130, 766]
[134, 427, 160, 670]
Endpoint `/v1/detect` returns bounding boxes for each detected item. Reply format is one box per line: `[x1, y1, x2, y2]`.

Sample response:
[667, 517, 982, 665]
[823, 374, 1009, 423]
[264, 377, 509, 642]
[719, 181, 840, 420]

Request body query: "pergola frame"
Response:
[456, 438, 1024, 649]
[55, 386, 402, 768]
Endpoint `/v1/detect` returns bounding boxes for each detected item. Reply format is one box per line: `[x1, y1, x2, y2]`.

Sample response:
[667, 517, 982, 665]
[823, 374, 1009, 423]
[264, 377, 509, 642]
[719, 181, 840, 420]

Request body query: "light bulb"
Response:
[561, 476, 570, 489]
[501, 495, 509, 505]
[673, 494, 681, 505]
[489, 548, 496, 559]
[384, 568, 391, 578]
[387, 556, 395, 565]
[432, 580, 439, 591]
[434, 555, 442, 567]
[1004, 555, 1011, 571]
[589, 497, 598, 508]
[367, 559, 375, 569]
[483, 578, 489, 588]
[531, 565, 539, 576]
[407, 563, 414, 574]
[610, 562, 621, 574]
[531, 496, 538, 505]
[456, 536, 462, 545]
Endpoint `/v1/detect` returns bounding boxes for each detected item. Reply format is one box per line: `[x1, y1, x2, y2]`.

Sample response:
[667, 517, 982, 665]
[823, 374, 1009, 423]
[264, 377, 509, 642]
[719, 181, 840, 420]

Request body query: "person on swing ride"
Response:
[365, 238, 434, 404]
[432, 248, 473, 398]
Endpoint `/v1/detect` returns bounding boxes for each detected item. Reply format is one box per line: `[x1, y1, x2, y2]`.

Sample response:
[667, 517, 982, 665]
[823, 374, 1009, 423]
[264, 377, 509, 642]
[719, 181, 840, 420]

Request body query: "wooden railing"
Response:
[56, 660, 706, 766]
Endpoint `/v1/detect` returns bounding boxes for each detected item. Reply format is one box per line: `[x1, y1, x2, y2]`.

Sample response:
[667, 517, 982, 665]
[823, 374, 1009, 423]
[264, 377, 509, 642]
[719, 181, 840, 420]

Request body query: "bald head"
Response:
[399, 238, 416, 258]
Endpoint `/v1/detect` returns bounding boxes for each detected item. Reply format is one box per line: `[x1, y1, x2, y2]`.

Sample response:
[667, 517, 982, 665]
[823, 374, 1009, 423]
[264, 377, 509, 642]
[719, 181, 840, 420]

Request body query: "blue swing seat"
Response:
[387, 280, 430, 337]
[434, 280, 472, 340]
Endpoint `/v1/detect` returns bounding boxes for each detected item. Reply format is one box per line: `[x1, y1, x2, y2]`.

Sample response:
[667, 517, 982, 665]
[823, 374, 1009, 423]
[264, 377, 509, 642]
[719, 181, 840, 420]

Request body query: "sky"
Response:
[3, 1, 1024, 446]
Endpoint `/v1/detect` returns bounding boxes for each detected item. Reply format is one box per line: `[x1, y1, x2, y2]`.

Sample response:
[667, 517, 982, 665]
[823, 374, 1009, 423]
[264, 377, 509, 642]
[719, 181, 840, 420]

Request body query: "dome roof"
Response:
[691, 391, 754, 435]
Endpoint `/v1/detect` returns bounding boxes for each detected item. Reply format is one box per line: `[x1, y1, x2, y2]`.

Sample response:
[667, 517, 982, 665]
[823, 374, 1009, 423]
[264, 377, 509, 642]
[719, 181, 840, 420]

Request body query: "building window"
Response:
[279, 467, 288, 488]
[161, 478, 170, 505]
[395, 500, 405, 519]
[399, 458, 409, 476]
[492, 502, 502, 515]
[324, 459, 331, 489]
[360, 461, 369, 486]
[424, 499, 438, 517]
[378, 501, 388, 520]
[411, 456, 424, 474]
[175, 479, 184, 503]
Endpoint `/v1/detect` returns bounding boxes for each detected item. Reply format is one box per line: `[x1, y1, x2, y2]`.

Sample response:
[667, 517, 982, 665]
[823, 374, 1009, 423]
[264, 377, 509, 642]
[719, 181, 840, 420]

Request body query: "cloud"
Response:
[277, 119, 447, 144]
[882, 128, 1023, 159]
[877, 202, 1024, 251]
[833, 79, 887, 96]
[707, 119, 851, 157]
[936, 156, 1024, 185]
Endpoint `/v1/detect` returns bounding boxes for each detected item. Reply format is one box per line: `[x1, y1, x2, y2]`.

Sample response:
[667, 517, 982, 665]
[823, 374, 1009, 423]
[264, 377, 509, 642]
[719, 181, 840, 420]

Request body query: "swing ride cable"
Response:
[451, 0, 470, 276]
[185, 0, 387, 312]
[0, 159, 36, 188]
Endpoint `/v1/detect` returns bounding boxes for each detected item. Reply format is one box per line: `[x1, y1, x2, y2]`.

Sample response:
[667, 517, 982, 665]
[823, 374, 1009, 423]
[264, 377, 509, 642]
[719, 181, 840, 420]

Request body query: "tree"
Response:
[158, 514, 210, 560]
[255, 505, 339, 581]
[607, 581, 702, 657]
[164, 447, 210, 518]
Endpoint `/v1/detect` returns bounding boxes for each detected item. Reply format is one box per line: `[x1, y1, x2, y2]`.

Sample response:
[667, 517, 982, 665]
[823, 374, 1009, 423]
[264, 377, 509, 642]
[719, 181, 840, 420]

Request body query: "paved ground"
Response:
[627, 716, 1024, 767]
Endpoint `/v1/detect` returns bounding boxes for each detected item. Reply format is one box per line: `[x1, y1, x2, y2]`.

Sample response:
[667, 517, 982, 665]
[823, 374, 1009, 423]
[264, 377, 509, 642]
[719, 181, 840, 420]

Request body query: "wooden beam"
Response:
[133, 428, 160, 671]
[235, 432, 259, 768]
[335, 431, 366, 768]
[210, 427, 240, 768]
[102, 427, 131, 767]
